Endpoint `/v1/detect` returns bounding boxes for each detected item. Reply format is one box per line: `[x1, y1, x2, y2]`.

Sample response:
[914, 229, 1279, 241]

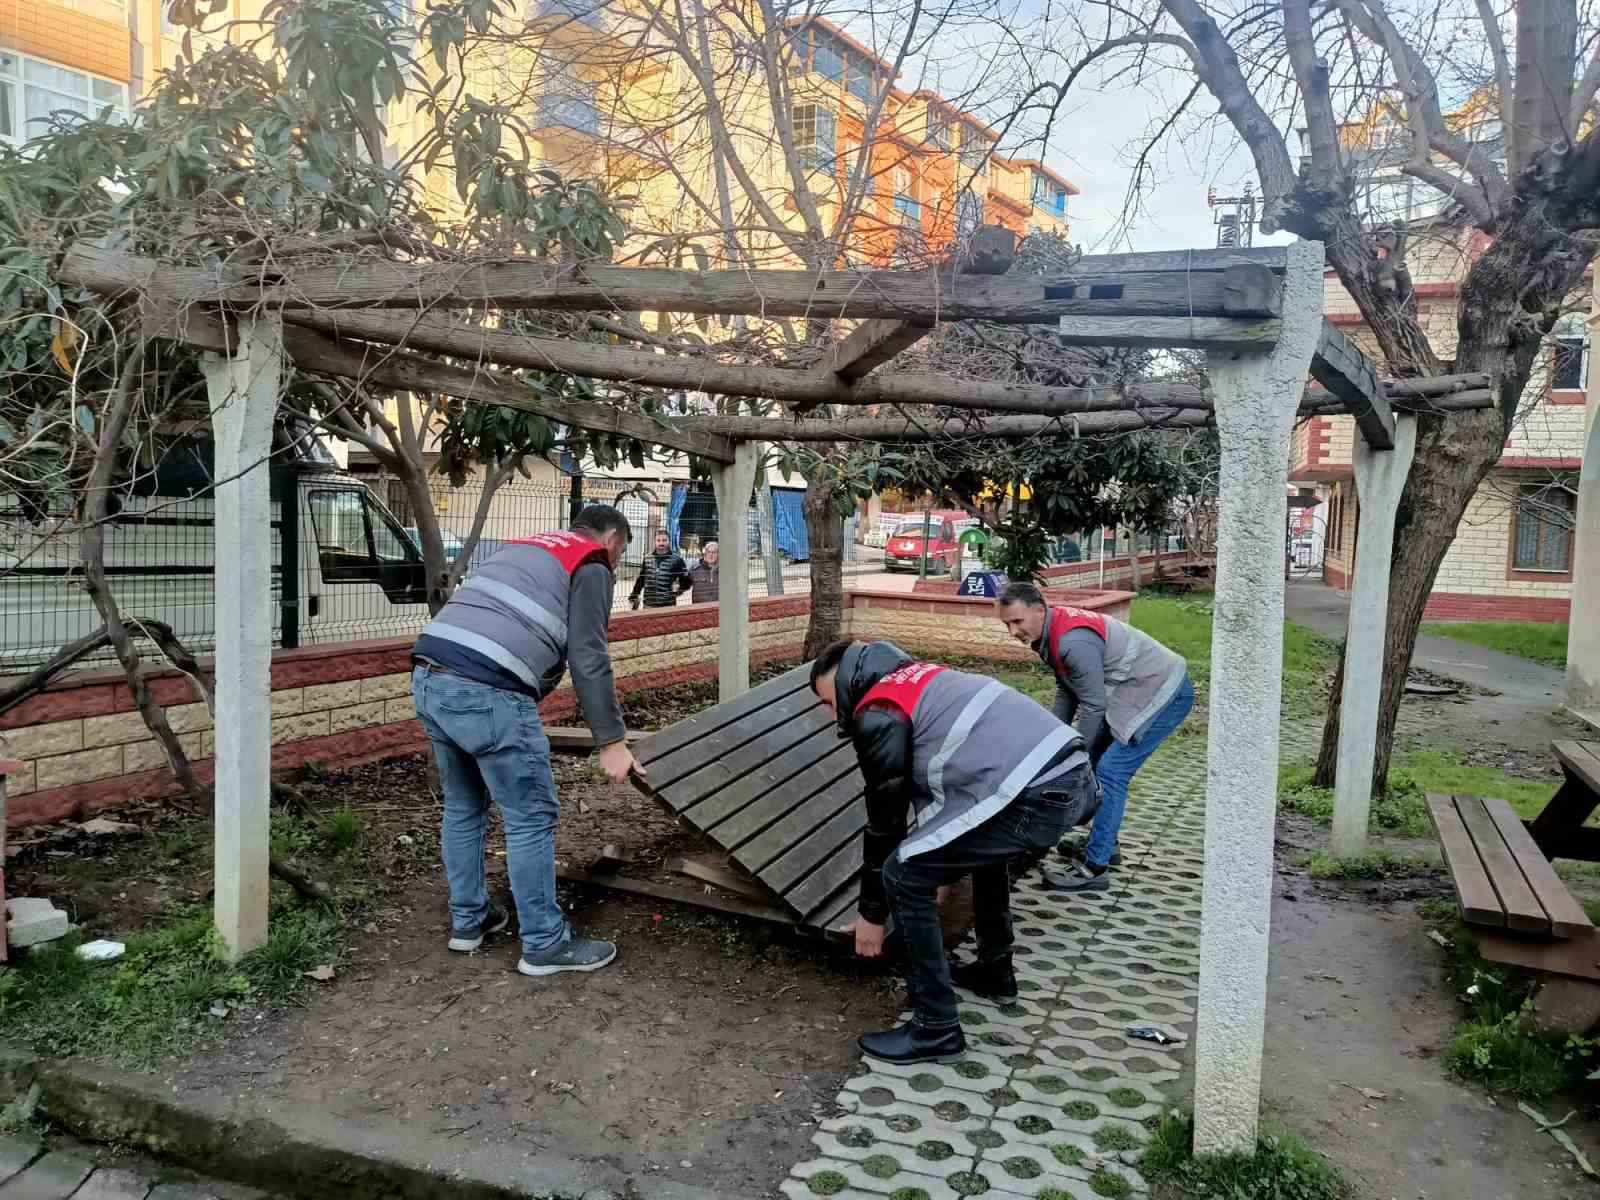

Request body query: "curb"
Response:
[0, 1042, 745, 1200]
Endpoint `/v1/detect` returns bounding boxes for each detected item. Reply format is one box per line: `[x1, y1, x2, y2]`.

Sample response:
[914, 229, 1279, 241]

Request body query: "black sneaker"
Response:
[1041, 860, 1112, 892]
[517, 933, 617, 976]
[448, 902, 510, 952]
[950, 955, 1018, 1000]
[1057, 836, 1123, 867]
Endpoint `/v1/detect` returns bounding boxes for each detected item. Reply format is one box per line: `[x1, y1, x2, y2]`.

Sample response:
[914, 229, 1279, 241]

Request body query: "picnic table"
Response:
[1427, 740, 1600, 1011]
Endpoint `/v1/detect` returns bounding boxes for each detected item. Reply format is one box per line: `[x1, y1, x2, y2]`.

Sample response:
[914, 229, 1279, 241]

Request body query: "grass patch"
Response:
[1280, 744, 1560, 837]
[1052, 1143, 1086, 1167]
[1142, 1112, 1349, 1199]
[1435, 919, 1599, 1099]
[1088, 1170, 1132, 1199]
[0, 899, 335, 1065]
[1422, 620, 1568, 668]
[1093, 1124, 1141, 1152]
[806, 1170, 848, 1196]
[1301, 849, 1440, 879]
[322, 807, 363, 852]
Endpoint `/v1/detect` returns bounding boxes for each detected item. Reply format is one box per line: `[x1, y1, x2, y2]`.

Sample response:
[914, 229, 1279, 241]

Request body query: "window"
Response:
[1512, 485, 1576, 573]
[811, 32, 845, 82]
[893, 192, 920, 223]
[1327, 488, 1344, 553]
[1553, 312, 1590, 392]
[956, 189, 983, 236]
[308, 490, 420, 579]
[1032, 173, 1067, 215]
[959, 122, 989, 170]
[0, 52, 127, 147]
[792, 103, 835, 174]
[926, 108, 951, 150]
[537, 78, 600, 135]
[846, 57, 877, 104]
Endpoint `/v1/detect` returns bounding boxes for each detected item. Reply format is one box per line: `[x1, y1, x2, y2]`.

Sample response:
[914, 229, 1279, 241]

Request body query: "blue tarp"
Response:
[666, 483, 688, 551]
[770, 486, 809, 561]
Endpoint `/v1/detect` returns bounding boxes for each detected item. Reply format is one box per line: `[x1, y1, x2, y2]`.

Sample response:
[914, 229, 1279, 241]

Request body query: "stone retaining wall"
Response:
[844, 587, 1135, 660]
[2, 596, 809, 828]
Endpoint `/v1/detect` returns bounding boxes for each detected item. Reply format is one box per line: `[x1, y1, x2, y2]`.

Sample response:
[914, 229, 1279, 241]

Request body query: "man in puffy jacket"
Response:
[629, 530, 690, 609]
[810, 639, 1099, 1064]
[412, 504, 642, 978]
[994, 581, 1194, 890]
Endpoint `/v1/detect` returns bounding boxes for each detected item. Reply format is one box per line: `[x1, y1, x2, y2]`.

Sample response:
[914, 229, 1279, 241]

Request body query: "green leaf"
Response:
[75, 406, 95, 435]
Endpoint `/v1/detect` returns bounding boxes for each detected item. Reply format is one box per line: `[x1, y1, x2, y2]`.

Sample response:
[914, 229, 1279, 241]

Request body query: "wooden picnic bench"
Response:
[1427, 742, 1600, 1027]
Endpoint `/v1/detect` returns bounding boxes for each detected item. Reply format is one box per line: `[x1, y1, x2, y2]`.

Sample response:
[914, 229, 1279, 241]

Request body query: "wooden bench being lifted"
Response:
[1427, 791, 1599, 993]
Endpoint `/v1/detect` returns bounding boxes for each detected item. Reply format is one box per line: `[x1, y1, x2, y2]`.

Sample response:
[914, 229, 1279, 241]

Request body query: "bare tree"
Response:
[1015, 0, 1600, 791]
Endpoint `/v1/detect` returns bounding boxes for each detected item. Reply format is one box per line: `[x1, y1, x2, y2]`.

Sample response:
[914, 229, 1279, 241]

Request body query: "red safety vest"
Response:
[508, 530, 610, 575]
[1043, 606, 1108, 677]
[854, 661, 948, 718]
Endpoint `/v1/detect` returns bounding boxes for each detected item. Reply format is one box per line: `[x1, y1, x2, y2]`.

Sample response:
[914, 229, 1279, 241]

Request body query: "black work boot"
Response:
[859, 1021, 967, 1064]
[949, 954, 1018, 1000]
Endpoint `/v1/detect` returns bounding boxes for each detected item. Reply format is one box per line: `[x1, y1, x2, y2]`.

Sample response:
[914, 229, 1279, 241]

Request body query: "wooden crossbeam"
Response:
[1311, 320, 1393, 449]
[60, 242, 1287, 331]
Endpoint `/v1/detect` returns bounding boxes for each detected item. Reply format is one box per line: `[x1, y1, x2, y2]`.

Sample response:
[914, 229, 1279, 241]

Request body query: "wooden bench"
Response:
[1527, 740, 1600, 862]
[1427, 792, 1599, 985]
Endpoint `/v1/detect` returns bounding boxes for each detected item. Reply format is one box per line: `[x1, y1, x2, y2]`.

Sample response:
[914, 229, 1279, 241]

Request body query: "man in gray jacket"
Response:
[995, 581, 1194, 890]
[412, 505, 641, 977]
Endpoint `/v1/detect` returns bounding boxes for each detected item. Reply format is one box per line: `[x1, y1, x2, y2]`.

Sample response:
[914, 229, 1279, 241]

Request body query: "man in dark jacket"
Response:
[810, 639, 1099, 1064]
[995, 581, 1194, 890]
[629, 530, 690, 609]
[687, 540, 720, 604]
[412, 504, 642, 978]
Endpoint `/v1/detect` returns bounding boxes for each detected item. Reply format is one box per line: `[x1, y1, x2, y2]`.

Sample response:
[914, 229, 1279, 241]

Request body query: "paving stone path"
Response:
[0, 1132, 283, 1200]
[784, 725, 1209, 1200]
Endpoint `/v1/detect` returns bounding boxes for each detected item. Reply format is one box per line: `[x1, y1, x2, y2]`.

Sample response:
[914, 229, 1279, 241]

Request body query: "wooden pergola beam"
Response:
[1311, 320, 1392, 449]
[60, 243, 1286, 335]
[680, 408, 1215, 442]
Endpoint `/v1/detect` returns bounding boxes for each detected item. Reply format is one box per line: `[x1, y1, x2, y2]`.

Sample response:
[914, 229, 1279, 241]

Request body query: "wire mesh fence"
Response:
[0, 466, 875, 673]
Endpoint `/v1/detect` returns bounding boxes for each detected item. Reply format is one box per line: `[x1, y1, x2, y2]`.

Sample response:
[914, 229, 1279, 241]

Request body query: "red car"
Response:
[883, 512, 972, 572]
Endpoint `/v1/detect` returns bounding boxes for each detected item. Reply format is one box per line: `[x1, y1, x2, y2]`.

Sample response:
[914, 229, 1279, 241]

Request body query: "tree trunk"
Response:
[802, 465, 844, 658]
[1313, 408, 1507, 790]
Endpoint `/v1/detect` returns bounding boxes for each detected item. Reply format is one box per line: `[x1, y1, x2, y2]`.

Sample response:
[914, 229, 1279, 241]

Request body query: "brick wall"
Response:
[2, 596, 809, 828]
[0, 0, 133, 81]
[909, 553, 1202, 597]
[1422, 593, 1572, 621]
[844, 588, 1135, 660]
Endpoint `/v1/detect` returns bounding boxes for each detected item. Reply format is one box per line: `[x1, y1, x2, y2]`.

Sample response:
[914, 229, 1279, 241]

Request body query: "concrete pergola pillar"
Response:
[711, 440, 760, 701]
[1568, 394, 1600, 718]
[1331, 415, 1418, 855]
[202, 318, 282, 961]
[1193, 239, 1325, 1154]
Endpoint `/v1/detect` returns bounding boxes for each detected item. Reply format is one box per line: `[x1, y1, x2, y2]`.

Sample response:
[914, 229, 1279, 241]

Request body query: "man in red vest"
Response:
[995, 581, 1194, 890]
[413, 505, 641, 977]
[810, 639, 1098, 1063]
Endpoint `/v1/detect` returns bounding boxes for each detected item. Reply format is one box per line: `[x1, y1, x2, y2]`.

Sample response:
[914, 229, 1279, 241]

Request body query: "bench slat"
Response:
[1455, 796, 1550, 933]
[634, 667, 812, 767]
[1483, 797, 1593, 939]
[1427, 793, 1506, 928]
[647, 691, 831, 797]
[1553, 740, 1600, 795]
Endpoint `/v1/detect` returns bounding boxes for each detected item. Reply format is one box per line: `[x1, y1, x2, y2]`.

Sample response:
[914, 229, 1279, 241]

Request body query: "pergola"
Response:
[60, 233, 1525, 1153]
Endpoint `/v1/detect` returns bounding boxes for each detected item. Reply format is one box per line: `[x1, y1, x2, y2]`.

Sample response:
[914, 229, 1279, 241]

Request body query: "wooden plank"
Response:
[722, 770, 862, 863]
[555, 866, 796, 925]
[1553, 740, 1600, 793]
[674, 858, 772, 903]
[683, 735, 856, 831]
[545, 727, 639, 752]
[1455, 795, 1550, 933]
[1483, 799, 1593, 938]
[1055, 315, 1280, 351]
[762, 799, 866, 893]
[663, 719, 839, 823]
[633, 667, 812, 767]
[1427, 792, 1506, 927]
[1057, 245, 1288, 275]
[645, 687, 828, 793]
[784, 837, 865, 920]
[1311, 320, 1392, 450]
[1471, 926, 1600, 982]
[1219, 265, 1283, 317]
[819, 319, 933, 382]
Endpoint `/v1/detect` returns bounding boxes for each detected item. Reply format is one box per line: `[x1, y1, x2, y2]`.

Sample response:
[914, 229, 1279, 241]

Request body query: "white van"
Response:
[0, 426, 433, 671]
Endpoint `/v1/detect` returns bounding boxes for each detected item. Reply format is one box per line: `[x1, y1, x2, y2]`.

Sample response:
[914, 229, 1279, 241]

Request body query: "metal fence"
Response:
[0, 468, 870, 672]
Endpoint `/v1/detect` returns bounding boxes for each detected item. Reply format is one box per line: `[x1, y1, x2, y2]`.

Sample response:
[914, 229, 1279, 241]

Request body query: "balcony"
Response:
[528, 0, 626, 52]
[535, 92, 601, 136]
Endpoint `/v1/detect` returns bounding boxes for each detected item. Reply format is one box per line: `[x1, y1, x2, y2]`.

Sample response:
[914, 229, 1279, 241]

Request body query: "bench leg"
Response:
[1532, 976, 1600, 1035]
[1528, 778, 1600, 858]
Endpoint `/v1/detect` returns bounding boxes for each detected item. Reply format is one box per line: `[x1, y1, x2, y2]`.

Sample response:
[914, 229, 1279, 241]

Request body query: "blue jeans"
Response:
[412, 665, 566, 956]
[1084, 674, 1196, 868]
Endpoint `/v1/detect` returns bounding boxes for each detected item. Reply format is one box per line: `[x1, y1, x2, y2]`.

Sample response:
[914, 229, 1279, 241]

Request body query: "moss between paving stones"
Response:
[985, 1087, 1020, 1107]
[1092, 1124, 1141, 1152]
[1089, 1168, 1132, 1198]
[889, 1189, 931, 1200]
[946, 1170, 991, 1196]
[837, 1126, 875, 1149]
[955, 1061, 989, 1080]
[933, 1101, 970, 1122]
[1016, 1115, 1053, 1134]
[1031, 1075, 1070, 1094]
[1052, 1143, 1086, 1167]
[908, 1074, 942, 1093]
[807, 1170, 849, 1195]
[1106, 1087, 1145, 1108]
[1063, 1100, 1100, 1120]
[1077, 1067, 1115, 1082]
[862, 1154, 900, 1179]
[969, 1130, 1005, 1150]
[916, 1141, 955, 1162]
[959, 1010, 988, 1025]
[1003, 1156, 1042, 1179]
